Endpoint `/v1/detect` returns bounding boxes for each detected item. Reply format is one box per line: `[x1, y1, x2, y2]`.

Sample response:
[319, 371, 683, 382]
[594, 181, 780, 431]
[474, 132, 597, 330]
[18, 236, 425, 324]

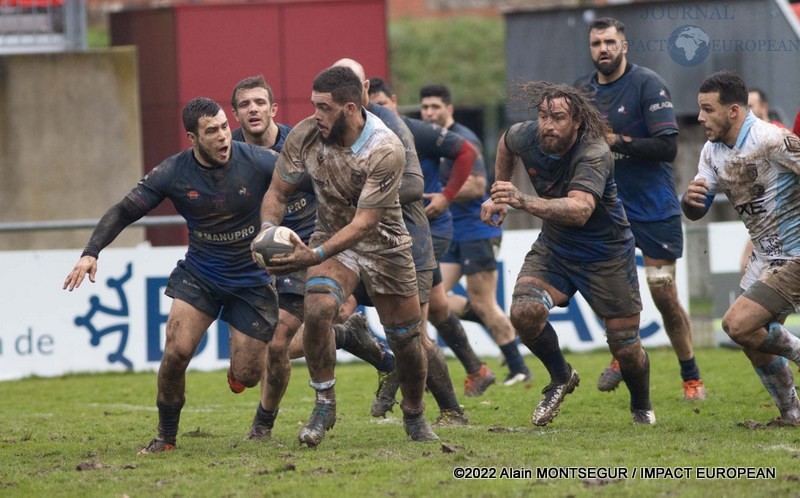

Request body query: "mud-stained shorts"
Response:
[309, 232, 418, 298]
[440, 237, 500, 275]
[742, 258, 800, 320]
[629, 216, 684, 261]
[354, 268, 432, 307]
[515, 240, 642, 319]
[165, 260, 278, 342]
[276, 269, 306, 321]
[430, 236, 451, 288]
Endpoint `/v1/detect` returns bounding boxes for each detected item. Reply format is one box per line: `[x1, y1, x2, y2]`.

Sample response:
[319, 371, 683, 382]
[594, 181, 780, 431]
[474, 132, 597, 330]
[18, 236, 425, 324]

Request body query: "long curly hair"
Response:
[513, 81, 606, 140]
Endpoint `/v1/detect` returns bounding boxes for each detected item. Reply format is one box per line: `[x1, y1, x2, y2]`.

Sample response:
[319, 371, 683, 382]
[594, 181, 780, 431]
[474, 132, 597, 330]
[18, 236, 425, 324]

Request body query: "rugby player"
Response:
[483, 81, 655, 426]
[575, 17, 705, 400]
[683, 70, 800, 425]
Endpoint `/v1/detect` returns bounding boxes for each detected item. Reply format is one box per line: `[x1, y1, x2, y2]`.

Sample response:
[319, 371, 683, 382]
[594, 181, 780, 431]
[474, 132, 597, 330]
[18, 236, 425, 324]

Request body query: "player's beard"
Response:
[593, 50, 624, 77]
[707, 120, 733, 143]
[322, 110, 347, 145]
[538, 129, 572, 156]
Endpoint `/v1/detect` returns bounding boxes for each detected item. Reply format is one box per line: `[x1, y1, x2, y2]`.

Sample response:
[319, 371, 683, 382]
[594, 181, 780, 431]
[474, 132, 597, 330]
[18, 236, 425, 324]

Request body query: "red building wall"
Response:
[110, 0, 388, 245]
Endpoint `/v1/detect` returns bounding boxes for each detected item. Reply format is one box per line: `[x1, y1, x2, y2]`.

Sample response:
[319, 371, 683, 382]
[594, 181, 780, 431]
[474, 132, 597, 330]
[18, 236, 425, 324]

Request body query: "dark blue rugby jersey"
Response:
[231, 122, 292, 149]
[575, 63, 680, 222]
[442, 122, 501, 242]
[126, 141, 278, 287]
[369, 104, 436, 272]
[231, 122, 317, 243]
[504, 121, 633, 261]
[401, 115, 463, 240]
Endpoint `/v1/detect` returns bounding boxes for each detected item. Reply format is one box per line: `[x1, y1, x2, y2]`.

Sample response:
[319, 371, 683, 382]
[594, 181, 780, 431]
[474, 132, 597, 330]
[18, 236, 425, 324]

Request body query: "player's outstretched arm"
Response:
[63, 255, 97, 291]
[491, 182, 594, 226]
[63, 197, 146, 291]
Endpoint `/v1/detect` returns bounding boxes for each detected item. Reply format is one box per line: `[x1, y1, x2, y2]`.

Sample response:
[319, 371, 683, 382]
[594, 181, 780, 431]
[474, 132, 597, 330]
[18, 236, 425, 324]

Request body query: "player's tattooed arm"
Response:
[491, 182, 594, 226]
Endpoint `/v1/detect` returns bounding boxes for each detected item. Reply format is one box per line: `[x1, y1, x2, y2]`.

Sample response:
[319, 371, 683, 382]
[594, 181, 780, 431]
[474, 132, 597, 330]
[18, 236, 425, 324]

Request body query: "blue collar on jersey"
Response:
[733, 111, 757, 149]
[350, 107, 374, 154]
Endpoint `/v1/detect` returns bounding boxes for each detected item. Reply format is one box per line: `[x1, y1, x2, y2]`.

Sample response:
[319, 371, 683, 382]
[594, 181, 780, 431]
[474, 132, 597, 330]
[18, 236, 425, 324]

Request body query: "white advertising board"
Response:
[0, 229, 685, 380]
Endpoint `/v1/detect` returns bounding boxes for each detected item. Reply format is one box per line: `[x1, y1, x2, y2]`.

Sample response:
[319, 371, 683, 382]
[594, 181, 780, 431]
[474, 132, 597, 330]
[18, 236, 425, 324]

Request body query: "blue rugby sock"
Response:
[499, 340, 528, 375]
[679, 357, 701, 381]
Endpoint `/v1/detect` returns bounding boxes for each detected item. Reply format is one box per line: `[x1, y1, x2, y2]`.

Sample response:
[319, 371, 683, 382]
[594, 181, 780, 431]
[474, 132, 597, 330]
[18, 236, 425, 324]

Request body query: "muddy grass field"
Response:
[1, 348, 799, 497]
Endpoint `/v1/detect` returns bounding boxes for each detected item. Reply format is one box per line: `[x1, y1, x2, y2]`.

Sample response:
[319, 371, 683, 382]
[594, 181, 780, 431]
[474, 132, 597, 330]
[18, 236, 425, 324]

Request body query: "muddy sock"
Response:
[528, 322, 569, 383]
[754, 356, 800, 421]
[253, 403, 278, 428]
[434, 312, 483, 374]
[499, 340, 528, 375]
[425, 343, 461, 412]
[679, 357, 701, 382]
[376, 342, 396, 373]
[619, 352, 651, 411]
[333, 325, 348, 349]
[315, 387, 336, 405]
[156, 400, 184, 444]
[758, 322, 800, 366]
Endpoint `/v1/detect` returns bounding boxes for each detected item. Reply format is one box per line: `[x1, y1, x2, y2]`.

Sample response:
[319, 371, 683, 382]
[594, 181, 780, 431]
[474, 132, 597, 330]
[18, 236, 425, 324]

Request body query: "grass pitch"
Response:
[1, 348, 799, 497]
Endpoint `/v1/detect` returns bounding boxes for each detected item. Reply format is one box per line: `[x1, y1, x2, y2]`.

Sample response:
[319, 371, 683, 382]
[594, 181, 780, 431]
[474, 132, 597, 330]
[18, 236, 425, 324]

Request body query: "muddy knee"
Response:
[384, 320, 422, 354]
[510, 287, 552, 336]
[305, 277, 346, 324]
[605, 326, 641, 359]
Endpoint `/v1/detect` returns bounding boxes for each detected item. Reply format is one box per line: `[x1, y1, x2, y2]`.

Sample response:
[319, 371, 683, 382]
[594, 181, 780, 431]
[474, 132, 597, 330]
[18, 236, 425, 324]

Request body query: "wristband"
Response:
[261, 221, 276, 231]
[314, 246, 326, 263]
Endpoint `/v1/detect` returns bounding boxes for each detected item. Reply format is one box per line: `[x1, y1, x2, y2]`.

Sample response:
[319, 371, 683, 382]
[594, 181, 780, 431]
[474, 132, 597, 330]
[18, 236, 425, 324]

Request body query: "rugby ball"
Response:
[252, 226, 297, 269]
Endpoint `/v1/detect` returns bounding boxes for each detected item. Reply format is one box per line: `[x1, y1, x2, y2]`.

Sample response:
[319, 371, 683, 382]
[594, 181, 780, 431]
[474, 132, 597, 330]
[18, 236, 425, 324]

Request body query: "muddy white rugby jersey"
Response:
[695, 112, 800, 288]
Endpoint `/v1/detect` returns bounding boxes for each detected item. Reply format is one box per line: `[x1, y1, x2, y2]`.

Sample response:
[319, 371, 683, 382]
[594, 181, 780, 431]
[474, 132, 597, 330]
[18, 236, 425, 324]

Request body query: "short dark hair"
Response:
[368, 77, 393, 97]
[419, 84, 451, 104]
[231, 75, 274, 108]
[699, 70, 748, 106]
[748, 87, 768, 104]
[589, 17, 625, 36]
[312, 66, 362, 106]
[182, 97, 221, 134]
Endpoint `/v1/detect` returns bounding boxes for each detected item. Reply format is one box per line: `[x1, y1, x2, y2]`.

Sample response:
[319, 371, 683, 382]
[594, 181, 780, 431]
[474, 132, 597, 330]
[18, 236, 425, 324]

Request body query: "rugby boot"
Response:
[371, 370, 400, 417]
[597, 358, 623, 392]
[464, 363, 496, 397]
[245, 423, 273, 441]
[298, 402, 336, 448]
[245, 407, 278, 441]
[531, 366, 580, 426]
[227, 366, 246, 394]
[138, 436, 176, 455]
[631, 409, 657, 425]
[432, 408, 469, 427]
[502, 367, 532, 386]
[682, 379, 707, 401]
[401, 403, 439, 442]
[338, 312, 384, 366]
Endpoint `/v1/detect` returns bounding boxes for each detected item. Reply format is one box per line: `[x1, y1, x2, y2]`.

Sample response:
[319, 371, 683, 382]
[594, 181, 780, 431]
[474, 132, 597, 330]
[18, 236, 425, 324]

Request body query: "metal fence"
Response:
[0, 0, 86, 53]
